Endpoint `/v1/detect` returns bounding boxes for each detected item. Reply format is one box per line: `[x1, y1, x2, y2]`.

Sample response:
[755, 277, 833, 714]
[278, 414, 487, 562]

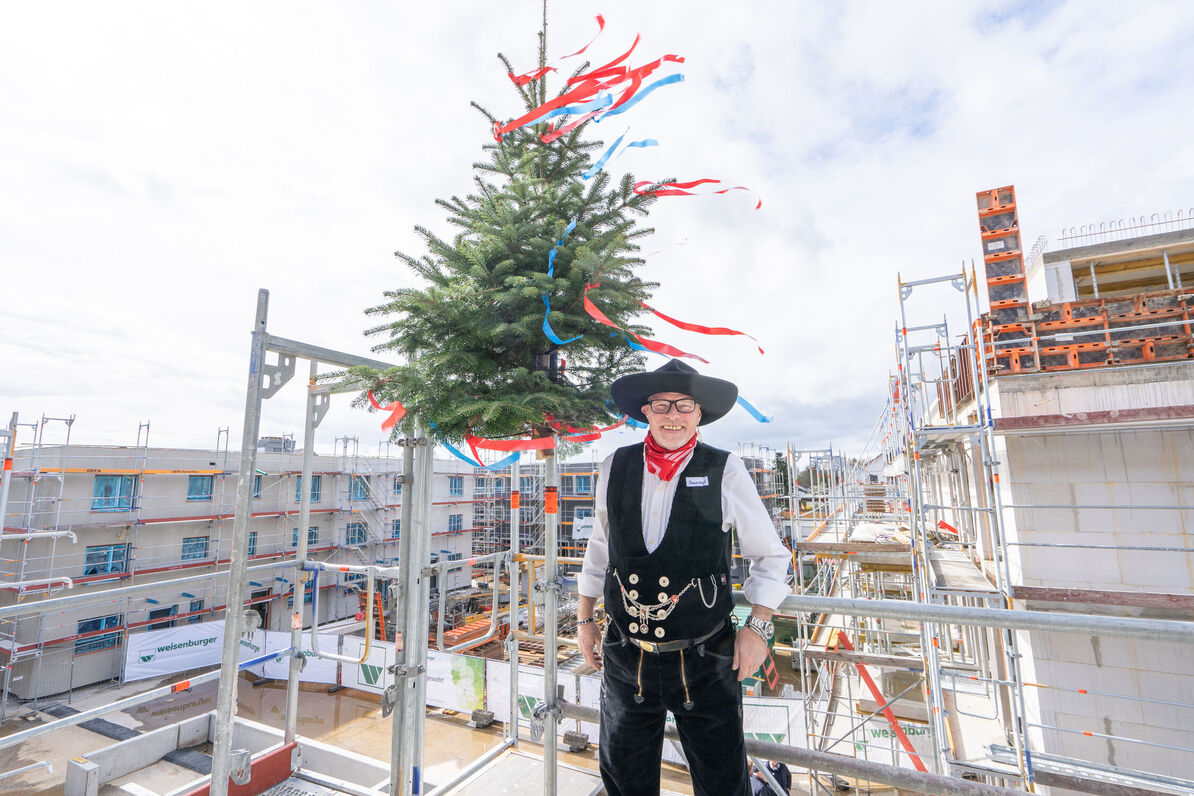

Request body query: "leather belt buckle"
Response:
[633, 639, 658, 653]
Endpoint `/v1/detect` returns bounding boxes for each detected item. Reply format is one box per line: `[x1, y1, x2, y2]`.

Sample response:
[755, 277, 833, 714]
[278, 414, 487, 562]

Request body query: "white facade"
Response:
[0, 443, 481, 701]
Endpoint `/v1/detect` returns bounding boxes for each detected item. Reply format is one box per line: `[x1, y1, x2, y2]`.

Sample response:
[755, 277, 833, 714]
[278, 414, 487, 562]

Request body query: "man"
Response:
[752, 760, 793, 795]
[577, 359, 792, 796]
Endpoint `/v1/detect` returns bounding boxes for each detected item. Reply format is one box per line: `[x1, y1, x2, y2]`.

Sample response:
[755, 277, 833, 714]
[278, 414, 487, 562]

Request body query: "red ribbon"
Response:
[582, 284, 709, 363]
[641, 301, 764, 355]
[508, 15, 605, 86]
[468, 434, 558, 452]
[367, 391, 407, 431]
[633, 179, 762, 209]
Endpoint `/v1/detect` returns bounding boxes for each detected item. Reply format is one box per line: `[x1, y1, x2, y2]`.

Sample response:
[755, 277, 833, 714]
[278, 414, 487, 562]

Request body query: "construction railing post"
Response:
[211, 288, 270, 796]
[285, 361, 320, 743]
[390, 433, 417, 796]
[394, 423, 433, 795]
[412, 427, 434, 791]
[507, 455, 521, 746]
[542, 444, 559, 796]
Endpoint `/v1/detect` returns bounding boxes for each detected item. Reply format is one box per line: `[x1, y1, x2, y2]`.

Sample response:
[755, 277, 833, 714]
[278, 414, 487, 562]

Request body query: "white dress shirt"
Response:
[578, 448, 792, 610]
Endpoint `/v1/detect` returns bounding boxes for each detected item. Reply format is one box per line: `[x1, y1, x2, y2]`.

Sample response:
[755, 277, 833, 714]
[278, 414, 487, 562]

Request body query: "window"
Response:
[346, 522, 367, 546]
[147, 605, 177, 630]
[292, 527, 319, 547]
[520, 475, 533, 493]
[188, 599, 205, 624]
[247, 531, 258, 557]
[393, 476, 403, 495]
[390, 519, 401, 538]
[475, 477, 486, 492]
[350, 475, 369, 500]
[295, 475, 322, 502]
[91, 475, 136, 511]
[574, 474, 592, 495]
[76, 614, 122, 654]
[181, 536, 209, 561]
[448, 514, 463, 533]
[575, 507, 593, 520]
[187, 475, 214, 501]
[448, 476, 463, 496]
[83, 544, 128, 576]
[253, 474, 262, 499]
[287, 590, 313, 608]
[494, 477, 506, 493]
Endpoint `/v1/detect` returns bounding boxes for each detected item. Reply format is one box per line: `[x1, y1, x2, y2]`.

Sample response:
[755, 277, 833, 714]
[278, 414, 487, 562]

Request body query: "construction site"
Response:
[0, 184, 1190, 795]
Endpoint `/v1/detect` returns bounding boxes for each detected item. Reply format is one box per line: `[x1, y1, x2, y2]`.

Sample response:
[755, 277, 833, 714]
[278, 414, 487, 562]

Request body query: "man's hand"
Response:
[732, 622, 770, 682]
[578, 621, 603, 671]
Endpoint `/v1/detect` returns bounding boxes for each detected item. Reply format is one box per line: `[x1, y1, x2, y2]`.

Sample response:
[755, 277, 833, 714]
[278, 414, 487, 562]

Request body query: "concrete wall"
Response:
[989, 364, 1194, 786]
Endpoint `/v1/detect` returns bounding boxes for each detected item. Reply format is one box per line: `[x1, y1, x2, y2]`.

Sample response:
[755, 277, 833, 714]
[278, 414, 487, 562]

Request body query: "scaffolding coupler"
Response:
[388, 663, 425, 679]
[529, 699, 562, 743]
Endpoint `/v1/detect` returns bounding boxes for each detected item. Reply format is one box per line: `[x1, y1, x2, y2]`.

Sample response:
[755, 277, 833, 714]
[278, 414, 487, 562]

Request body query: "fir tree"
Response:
[356, 33, 662, 444]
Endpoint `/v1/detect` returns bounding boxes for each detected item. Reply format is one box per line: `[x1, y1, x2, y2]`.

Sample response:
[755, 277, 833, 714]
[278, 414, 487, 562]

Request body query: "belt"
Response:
[624, 620, 726, 654]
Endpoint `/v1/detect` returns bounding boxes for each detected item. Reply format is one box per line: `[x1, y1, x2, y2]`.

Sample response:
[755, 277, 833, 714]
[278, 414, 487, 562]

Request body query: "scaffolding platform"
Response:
[927, 549, 1000, 596]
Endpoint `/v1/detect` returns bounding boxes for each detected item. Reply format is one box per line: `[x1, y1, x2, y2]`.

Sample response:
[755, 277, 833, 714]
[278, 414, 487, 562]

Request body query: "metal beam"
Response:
[265, 334, 395, 372]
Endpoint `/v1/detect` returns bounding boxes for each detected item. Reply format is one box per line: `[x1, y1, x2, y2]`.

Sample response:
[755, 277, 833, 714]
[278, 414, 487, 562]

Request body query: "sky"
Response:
[2, 1, 1193, 465]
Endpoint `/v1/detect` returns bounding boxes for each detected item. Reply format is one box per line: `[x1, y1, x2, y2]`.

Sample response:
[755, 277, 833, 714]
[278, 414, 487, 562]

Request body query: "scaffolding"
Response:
[2, 284, 1193, 796]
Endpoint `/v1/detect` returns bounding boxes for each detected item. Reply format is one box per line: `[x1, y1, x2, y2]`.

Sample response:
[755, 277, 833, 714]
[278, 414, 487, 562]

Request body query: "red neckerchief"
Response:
[644, 431, 698, 481]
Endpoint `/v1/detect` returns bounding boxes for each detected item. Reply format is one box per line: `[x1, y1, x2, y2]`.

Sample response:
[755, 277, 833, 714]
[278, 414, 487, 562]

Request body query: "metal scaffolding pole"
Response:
[285, 361, 324, 743]
[542, 446, 560, 796]
[507, 455, 522, 747]
[390, 436, 417, 796]
[210, 289, 271, 796]
[393, 424, 433, 795]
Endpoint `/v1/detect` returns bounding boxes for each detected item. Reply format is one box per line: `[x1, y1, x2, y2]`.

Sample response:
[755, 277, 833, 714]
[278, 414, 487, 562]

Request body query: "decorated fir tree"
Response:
[356, 40, 663, 444]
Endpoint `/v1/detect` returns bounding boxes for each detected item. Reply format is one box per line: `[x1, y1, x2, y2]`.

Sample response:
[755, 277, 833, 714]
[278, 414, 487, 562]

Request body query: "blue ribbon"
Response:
[543, 295, 583, 345]
[546, 219, 577, 278]
[597, 73, 684, 121]
[442, 440, 521, 470]
[736, 395, 772, 423]
[583, 134, 659, 181]
[539, 92, 613, 122]
[583, 130, 628, 180]
[625, 416, 648, 429]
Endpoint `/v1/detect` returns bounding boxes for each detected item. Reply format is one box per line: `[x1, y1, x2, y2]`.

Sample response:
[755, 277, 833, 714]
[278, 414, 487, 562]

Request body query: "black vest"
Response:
[603, 442, 733, 641]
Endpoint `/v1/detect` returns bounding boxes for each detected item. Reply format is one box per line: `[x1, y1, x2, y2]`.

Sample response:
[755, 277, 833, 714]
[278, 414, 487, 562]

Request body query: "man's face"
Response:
[642, 391, 701, 450]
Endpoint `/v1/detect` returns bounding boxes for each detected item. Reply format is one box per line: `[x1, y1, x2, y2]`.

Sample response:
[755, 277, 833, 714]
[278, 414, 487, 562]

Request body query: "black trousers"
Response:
[598, 624, 749, 796]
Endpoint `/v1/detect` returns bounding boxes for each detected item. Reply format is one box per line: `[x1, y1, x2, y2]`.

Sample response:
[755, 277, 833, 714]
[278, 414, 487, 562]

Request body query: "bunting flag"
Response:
[641, 301, 764, 354]
[367, 391, 407, 431]
[736, 395, 773, 423]
[583, 284, 709, 363]
[633, 179, 762, 209]
[508, 15, 606, 86]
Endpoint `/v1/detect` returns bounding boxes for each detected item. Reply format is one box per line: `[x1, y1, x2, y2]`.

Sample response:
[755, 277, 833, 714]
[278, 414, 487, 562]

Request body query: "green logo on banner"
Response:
[360, 663, 385, 686]
[140, 653, 155, 664]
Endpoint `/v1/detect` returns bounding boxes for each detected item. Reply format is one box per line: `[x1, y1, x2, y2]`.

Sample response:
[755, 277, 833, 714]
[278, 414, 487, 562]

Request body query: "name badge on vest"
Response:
[685, 476, 709, 487]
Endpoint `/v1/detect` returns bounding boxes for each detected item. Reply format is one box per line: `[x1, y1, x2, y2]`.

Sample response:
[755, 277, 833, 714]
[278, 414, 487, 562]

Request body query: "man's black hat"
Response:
[610, 359, 738, 425]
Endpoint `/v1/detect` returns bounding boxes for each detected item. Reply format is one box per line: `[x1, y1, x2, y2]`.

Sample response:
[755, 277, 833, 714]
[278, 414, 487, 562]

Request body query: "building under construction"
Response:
[0, 190, 1192, 796]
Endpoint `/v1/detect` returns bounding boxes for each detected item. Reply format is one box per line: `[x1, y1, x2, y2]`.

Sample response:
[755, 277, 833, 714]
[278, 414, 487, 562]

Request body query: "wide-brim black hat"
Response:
[611, 359, 738, 425]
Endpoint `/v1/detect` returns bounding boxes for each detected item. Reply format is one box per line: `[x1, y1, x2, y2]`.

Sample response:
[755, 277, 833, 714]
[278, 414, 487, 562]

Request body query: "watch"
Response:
[744, 615, 774, 641]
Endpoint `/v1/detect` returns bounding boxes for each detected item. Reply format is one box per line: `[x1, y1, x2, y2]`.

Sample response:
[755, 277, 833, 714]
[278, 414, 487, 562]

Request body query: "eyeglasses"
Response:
[646, 399, 699, 415]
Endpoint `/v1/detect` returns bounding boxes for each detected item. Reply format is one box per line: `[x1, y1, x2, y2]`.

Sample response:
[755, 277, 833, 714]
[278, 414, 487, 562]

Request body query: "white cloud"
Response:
[2, 1, 1192, 461]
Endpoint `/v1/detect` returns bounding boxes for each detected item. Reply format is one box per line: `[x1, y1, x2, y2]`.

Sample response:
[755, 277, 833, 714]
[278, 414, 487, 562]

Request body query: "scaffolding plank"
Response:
[927, 550, 1000, 594]
[1012, 585, 1194, 611]
[797, 542, 911, 554]
[800, 647, 925, 672]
